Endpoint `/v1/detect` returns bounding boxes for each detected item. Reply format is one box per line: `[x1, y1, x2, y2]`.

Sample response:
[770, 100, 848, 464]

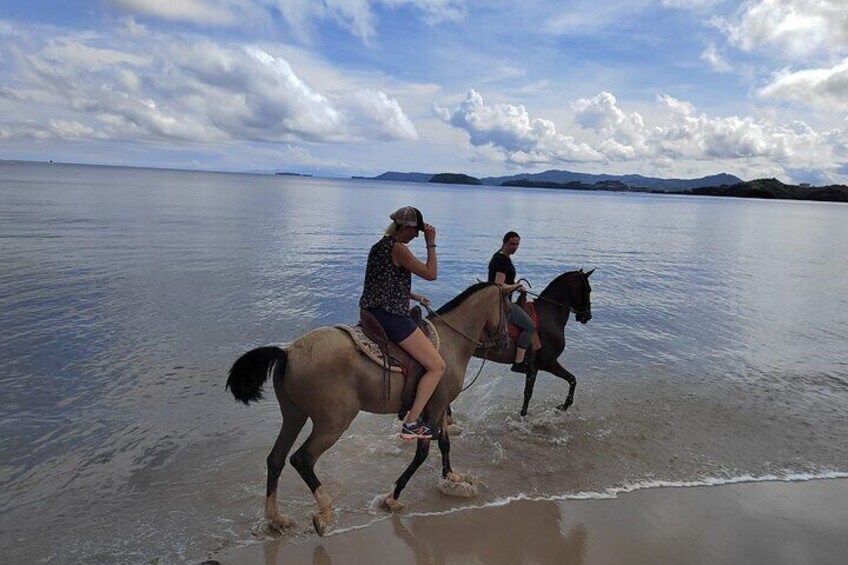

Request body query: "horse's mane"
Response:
[538, 270, 582, 299]
[435, 282, 495, 315]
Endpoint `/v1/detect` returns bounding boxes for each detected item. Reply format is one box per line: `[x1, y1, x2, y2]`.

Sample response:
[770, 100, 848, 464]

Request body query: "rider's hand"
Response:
[418, 295, 431, 307]
[423, 223, 436, 245]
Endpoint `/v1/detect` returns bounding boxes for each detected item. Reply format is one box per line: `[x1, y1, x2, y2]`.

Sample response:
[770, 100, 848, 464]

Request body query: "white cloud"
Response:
[545, 0, 651, 35]
[272, 0, 466, 44]
[655, 94, 794, 160]
[107, 0, 466, 43]
[721, 0, 848, 58]
[573, 92, 647, 154]
[339, 90, 419, 140]
[759, 58, 848, 112]
[0, 30, 418, 144]
[435, 89, 603, 165]
[438, 88, 848, 181]
[700, 44, 732, 72]
[107, 0, 239, 25]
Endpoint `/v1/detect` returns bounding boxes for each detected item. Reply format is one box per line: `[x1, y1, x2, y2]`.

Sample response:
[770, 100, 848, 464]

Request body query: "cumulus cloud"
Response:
[438, 88, 848, 180]
[434, 89, 603, 165]
[0, 29, 417, 145]
[759, 58, 848, 112]
[573, 92, 648, 159]
[721, 0, 848, 58]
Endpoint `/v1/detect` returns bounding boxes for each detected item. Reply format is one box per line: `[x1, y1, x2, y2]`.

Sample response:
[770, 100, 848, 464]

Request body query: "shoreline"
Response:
[209, 477, 848, 564]
[5, 160, 847, 205]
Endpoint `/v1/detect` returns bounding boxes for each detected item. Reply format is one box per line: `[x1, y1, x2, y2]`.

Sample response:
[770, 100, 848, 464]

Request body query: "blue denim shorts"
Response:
[367, 307, 418, 343]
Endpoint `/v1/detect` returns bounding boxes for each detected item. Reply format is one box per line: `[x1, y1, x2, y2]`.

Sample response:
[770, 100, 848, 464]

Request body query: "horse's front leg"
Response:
[437, 412, 459, 481]
[435, 413, 477, 497]
[521, 368, 538, 417]
[382, 437, 432, 510]
[546, 360, 577, 412]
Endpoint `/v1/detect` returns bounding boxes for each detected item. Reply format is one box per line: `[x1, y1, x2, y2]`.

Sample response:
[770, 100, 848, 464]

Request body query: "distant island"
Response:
[430, 173, 482, 185]
[689, 178, 848, 203]
[353, 168, 848, 203]
[276, 172, 312, 177]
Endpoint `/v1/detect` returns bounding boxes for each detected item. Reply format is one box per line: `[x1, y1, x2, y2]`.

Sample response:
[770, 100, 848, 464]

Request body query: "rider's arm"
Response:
[393, 243, 437, 281]
[493, 271, 522, 292]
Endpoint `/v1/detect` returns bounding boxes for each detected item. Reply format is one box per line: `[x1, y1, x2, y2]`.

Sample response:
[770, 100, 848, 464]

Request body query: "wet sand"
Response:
[209, 478, 848, 565]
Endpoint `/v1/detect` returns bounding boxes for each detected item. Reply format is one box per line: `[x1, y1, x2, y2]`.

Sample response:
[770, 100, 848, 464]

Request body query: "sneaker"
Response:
[400, 419, 434, 440]
[511, 360, 529, 373]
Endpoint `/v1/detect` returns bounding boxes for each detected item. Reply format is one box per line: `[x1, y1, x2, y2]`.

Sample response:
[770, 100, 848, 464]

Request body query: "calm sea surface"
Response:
[2, 161, 847, 563]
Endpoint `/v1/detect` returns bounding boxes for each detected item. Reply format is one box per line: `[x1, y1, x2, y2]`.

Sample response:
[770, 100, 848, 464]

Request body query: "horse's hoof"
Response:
[438, 474, 478, 498]
[312, 507, 332, 537]
[446, 471, 464, 483]
[312, 515, 325, 537]
[556, 403, 570, 412]
[380, 493, 405, 513]
[268, 512, 295, 531]
[520, 409, 528, 417]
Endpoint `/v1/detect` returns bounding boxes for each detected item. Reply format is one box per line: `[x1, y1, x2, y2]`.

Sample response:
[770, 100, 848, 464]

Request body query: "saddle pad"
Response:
[335, 318, 440, 371]
[509, 301, 538, 340]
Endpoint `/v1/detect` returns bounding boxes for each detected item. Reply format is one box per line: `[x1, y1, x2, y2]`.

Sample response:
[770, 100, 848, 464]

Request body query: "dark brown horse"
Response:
[227, 283, 509, 536]
[474, 269, 594, 416]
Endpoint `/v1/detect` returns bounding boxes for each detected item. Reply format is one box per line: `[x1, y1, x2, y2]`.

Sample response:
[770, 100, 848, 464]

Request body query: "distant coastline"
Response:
[361, 169, 848, 203]
[3, 159, 846, 203]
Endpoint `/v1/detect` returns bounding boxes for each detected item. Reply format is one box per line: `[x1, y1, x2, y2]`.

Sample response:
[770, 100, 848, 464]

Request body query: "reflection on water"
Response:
[1, 161, 847, 563]
[257, 501, 588, 565]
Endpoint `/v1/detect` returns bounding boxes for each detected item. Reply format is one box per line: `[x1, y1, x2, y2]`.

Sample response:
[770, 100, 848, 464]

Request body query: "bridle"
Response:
[424, 290, 510, 349]
[424, 289, 510, 393]
[521, 272, 591, 317]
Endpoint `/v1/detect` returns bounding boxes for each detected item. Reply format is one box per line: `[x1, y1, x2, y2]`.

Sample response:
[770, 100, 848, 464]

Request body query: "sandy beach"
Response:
[209, 478, 848, 565]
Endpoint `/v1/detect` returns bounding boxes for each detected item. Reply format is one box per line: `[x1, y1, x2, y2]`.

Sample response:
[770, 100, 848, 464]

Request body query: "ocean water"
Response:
[1, 161, 847, 563]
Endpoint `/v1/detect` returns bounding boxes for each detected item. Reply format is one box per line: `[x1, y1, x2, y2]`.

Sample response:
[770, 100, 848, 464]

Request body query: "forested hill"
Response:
[690, 178, 848, 202]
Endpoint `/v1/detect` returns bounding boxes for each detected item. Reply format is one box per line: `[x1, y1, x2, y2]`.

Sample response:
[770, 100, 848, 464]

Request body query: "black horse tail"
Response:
[226, 346, 287, 405]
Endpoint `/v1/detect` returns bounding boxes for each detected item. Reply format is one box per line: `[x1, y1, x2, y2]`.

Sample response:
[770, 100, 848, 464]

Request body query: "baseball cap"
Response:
[390, 206, 425, 230]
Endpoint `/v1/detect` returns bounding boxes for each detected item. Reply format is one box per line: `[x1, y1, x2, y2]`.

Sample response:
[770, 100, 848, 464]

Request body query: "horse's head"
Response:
[572, 269, 593, 323]
[540, 268, 594, 323]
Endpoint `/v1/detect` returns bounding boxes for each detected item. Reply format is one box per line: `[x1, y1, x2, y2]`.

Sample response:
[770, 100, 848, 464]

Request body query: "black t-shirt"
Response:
[488, 251, 516, 284]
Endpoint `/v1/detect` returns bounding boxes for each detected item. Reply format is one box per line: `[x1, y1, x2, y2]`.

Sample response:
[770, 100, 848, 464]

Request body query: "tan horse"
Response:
[227, 282, 509, 536]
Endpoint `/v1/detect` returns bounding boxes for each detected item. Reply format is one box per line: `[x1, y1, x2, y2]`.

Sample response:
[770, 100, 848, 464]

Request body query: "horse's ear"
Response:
[585, 268, 595, 278]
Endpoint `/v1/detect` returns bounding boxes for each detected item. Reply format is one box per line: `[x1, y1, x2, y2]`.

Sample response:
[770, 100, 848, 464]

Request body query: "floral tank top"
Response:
[359, 236, 411, 316]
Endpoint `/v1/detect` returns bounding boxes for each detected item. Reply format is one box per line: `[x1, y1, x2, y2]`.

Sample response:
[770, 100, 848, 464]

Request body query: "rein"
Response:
[525, 290, 591, 316]
[423, 299, 508, 350]
[424, 296, 508, 394]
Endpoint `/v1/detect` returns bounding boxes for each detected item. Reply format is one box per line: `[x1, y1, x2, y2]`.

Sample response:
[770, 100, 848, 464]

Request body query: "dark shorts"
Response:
[367, 307, 418, 343]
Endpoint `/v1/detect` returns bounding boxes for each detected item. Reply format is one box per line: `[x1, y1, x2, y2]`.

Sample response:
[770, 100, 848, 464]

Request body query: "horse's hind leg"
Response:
[265, 407, 307, 530]
[289, 415, 355, 536]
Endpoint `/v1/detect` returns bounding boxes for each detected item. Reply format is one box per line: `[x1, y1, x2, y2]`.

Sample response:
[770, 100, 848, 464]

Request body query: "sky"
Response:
[1, 0, 847, 184]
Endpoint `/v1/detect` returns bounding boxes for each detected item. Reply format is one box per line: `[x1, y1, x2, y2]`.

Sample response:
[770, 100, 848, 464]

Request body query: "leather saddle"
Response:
[510, 293, 541, 350]
[357, 306, 432, 416]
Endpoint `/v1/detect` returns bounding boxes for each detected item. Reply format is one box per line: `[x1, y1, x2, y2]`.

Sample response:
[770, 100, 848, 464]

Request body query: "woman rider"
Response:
[359, 206, 445, 440]
[488, 231, 536, 373]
